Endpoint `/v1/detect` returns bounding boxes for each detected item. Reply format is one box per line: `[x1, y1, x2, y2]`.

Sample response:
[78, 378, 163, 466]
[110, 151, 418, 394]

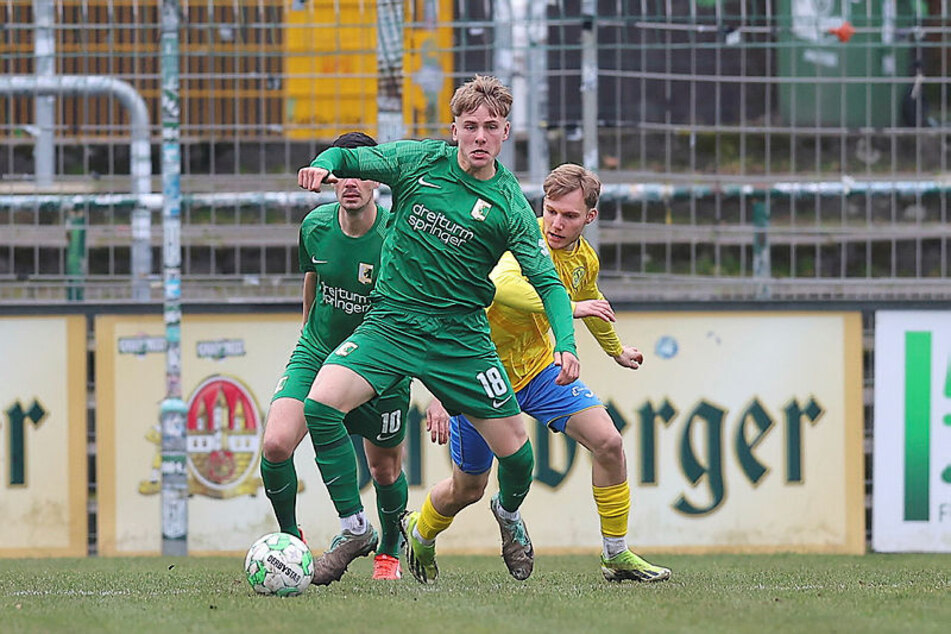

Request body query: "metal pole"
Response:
[527, 0, 549, 184]
[494, 0, 515, 171]
[33, 0, 55, 188]
[159, 0, 188, 557]
[580, 0, 599, 251]
[753, 201, 771, 299]
[65, 207, 85, 301]
[377, 0, 405, 144]
[0, 75, 153, 300]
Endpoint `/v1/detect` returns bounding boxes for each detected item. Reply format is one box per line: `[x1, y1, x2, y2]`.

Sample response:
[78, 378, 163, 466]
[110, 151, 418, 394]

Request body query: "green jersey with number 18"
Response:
[311, 139, 576, 355]
[297, 202, 390, 354]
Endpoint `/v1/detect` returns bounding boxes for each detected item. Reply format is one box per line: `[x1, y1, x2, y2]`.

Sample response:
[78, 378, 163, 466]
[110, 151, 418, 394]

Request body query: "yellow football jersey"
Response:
[488, 218, 624, 392]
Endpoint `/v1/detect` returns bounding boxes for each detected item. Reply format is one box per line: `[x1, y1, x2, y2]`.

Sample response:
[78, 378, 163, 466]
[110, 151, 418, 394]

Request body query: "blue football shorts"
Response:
[448, 362, 604, 474]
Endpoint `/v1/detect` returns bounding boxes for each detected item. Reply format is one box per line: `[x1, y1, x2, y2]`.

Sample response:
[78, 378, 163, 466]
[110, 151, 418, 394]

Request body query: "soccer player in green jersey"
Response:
[425, 164, 671, 584]
[297, 75, 579, 584]
[263, 132, 445, 582]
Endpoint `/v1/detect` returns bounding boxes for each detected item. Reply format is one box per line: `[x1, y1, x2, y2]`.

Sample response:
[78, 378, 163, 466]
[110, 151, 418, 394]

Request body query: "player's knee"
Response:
[262, 434, 294, 462]
[592, 431, 625, 463]
[453, 473, 489, 506]
[368, 461, 400, 487]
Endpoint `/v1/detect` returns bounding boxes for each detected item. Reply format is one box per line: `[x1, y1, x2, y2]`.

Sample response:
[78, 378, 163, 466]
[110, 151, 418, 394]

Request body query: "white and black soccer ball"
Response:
[244, 532, 314, 597]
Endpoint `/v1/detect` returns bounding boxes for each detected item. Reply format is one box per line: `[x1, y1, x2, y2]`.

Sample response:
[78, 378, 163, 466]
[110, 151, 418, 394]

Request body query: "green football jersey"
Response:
[311, 139, 576, 354]
[297, 202, 389, 353]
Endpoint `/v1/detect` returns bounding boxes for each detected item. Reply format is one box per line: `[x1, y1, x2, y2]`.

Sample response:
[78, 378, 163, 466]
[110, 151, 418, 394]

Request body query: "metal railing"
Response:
[2, 1, 950, 302]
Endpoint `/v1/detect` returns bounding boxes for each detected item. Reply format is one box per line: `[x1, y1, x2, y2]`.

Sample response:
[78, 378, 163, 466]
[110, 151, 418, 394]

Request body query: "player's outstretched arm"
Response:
[613, 345, 644, 370]
[425, 398, 450, 445]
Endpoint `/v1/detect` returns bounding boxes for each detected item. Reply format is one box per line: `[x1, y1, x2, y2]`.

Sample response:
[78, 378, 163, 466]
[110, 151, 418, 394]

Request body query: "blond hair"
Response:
[449, 75, 513, 119]
[543, 163, 601, 210]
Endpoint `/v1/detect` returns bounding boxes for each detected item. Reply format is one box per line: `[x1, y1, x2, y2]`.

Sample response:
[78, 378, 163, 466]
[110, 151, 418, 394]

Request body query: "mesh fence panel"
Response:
[1, 0, 949, 301]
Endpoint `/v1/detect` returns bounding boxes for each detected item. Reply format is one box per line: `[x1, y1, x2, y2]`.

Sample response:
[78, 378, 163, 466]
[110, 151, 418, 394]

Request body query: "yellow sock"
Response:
[593, 481, 630, 538]
[417, 492, 454, 542]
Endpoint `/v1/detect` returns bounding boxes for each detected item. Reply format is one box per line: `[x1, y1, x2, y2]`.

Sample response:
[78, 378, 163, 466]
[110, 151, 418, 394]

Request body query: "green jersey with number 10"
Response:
[311, 139, 576, 355]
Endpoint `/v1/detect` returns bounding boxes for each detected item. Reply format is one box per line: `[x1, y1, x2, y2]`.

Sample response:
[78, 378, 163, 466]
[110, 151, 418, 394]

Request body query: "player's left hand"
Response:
[425, 398, 450, 445]
[614, 345, 644, 370]
[553, 350, 581, 385]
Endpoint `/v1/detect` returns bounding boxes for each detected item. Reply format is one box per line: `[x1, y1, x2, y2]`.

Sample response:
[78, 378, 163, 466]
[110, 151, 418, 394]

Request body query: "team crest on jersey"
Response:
[570, 266, 586, 289]
[358, 262, 374, 285]
[336, 341, 359, 357]
[470, 198, 492, 221]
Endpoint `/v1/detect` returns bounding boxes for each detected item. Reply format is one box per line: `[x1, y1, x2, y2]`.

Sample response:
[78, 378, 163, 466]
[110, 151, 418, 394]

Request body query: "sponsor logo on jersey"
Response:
[407, 203, 474, 247]
[321, 282, 371, 315]
[335, 341, 359, 357]
[358, 262, 374, 285]
[273, 375, 289, 394]
[311, 256, 328, 264]
[570, 266, 586, 290]
[470, 198, 492, 221]
[417, 176, 441, 189]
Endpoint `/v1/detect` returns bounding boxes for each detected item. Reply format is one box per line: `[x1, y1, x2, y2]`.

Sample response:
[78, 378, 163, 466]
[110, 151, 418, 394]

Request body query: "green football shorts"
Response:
[322, 304, 520, 420]
[271, 339, 410, 448]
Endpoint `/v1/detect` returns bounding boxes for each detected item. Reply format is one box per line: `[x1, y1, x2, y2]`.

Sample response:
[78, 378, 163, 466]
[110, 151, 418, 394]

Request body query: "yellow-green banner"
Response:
[94, 310, 864, 556]
[0, 315, 87, 557]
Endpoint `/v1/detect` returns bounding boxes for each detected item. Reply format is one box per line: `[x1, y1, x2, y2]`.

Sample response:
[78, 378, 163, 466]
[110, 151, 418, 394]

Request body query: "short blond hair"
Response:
[543, 163, 601, 210]
[449, 75, 513, 119]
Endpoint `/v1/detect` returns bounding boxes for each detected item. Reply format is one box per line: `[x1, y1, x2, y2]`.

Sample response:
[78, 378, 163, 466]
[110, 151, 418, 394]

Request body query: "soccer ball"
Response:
[244, 532, 314, 597]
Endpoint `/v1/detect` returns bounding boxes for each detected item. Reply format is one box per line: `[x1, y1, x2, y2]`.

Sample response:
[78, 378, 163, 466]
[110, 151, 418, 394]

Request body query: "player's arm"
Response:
[491, 251, 615, 322]
[301, 272, 317, 326]
[577, 261, 643, 370]
[297, 218, 318, 326]
[299, 140, 428, 190]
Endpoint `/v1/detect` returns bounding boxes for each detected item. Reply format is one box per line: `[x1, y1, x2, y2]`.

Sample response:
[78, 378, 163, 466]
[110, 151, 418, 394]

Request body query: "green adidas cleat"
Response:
[399, 511, 438, 584]
[600, 549, 671, 583]
[489, 494, 534, 581]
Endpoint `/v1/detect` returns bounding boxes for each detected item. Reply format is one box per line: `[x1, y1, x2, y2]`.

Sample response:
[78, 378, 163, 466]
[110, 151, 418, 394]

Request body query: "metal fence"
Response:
[2, 0, 950, 302]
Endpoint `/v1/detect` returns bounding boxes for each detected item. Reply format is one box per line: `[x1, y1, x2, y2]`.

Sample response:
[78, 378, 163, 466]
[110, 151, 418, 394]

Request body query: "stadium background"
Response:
[1, 1, 949, 557]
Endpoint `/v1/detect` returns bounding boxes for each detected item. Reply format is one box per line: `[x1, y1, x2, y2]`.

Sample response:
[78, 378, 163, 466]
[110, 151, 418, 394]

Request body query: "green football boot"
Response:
[400, 511, 438, 584]
[600, 549, 671, 583]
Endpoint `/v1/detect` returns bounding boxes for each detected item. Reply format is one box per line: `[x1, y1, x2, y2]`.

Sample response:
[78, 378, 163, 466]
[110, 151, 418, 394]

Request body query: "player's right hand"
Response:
[297, 166, 337, 191]
[573, 299, 616, 322]
[425, 398, 450, 445]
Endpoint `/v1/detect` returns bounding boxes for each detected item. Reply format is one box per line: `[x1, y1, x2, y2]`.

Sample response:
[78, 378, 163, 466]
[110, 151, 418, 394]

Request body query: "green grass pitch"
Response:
[1, 554, 949, 633]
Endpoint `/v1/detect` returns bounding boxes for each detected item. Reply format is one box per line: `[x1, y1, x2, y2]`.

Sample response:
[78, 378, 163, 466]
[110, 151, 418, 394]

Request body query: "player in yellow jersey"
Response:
[412, 164, 671, 583]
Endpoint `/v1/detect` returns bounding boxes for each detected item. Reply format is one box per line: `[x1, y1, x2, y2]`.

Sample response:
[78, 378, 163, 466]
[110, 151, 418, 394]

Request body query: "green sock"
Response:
[304, 398, 363, 518]
[260, 456, 301, 538]
[496, 439, 534, 513]
[373, 471, 408, 557]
